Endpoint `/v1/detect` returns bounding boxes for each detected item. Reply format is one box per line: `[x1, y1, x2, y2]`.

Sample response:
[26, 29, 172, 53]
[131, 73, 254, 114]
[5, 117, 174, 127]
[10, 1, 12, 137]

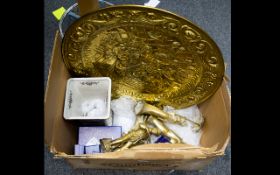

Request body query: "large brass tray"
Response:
[62, 5, 225, 108]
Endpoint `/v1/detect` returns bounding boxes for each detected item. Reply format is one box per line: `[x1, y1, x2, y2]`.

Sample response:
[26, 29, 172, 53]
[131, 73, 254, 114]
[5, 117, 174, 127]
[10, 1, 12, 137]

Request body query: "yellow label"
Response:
[52, 7, 66, 21]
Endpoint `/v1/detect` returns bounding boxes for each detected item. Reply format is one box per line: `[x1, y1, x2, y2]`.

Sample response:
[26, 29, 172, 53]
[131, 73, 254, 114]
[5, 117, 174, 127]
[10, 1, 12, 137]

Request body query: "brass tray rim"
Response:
[62, 4, 225, 108]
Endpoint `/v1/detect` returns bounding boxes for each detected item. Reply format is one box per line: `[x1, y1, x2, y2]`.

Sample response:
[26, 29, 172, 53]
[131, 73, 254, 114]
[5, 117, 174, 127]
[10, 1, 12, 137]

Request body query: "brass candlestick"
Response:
[101, 123, 152, 152]
[101, 103, 203, 152]
[135, 101, 203, 129]
[147, 115, 183, 144]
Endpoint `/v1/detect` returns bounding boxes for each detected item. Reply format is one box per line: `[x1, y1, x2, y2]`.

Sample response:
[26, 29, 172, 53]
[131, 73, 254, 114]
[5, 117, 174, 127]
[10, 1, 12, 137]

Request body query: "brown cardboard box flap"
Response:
[53, 143, 223, 160]
[44, 31, 75, 150]
[55, 145, 224, 160]
[44, 32, 62, 146]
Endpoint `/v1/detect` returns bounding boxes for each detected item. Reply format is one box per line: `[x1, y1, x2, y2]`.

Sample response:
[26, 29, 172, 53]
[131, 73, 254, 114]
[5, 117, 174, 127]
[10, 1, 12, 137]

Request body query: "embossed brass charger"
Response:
[62, 5, 225, 108]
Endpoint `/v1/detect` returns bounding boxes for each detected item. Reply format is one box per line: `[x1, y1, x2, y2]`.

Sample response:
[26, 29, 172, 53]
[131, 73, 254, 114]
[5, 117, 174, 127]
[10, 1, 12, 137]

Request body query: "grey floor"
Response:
[44, 0, 231, 174]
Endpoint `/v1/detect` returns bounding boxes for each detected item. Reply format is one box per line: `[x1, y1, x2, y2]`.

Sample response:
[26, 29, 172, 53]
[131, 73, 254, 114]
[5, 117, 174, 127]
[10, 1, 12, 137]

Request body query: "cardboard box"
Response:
[44, 1, 231, 170]
[44, 31, 231, 170]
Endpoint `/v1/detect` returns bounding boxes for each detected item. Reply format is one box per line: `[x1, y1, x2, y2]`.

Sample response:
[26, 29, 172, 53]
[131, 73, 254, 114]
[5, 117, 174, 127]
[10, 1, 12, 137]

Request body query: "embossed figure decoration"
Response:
[62, 5, 225, 108]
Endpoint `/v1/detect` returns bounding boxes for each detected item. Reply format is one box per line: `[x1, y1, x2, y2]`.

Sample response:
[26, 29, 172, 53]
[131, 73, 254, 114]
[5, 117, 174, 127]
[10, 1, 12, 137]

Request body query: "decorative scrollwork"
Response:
[62, 5, 224, 108]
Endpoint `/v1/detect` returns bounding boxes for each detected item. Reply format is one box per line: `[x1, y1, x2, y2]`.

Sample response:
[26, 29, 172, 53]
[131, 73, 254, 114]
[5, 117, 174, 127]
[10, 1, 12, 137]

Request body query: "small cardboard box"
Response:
[44, 1, 230, 170]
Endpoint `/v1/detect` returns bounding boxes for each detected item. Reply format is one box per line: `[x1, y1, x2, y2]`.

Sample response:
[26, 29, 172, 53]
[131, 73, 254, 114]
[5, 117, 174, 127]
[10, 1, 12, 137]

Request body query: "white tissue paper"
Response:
[164, 105, 203, 146]
[111, 96, 137, 134]
[81, 99, 106, 117]
[144, 0, 160, 7]
[111, 95, 203, 146]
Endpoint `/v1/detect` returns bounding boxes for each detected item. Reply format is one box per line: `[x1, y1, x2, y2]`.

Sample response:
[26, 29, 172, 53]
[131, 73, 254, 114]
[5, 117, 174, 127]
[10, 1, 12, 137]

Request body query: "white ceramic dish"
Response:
[63, 77, 111, 121]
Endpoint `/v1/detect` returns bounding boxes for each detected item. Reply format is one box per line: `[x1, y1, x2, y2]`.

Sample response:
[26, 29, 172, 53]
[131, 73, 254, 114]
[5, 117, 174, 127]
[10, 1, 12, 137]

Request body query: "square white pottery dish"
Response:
[64, 77, 111, 120]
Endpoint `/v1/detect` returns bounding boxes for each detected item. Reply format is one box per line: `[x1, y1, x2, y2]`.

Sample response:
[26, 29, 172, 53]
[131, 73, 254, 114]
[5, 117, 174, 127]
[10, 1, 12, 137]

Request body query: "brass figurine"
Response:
[170, 112, 204, 132]
[135, 101, 202, 129]
[135, 101, 187, 125]
[132, 114, 149, 130]
[101, 115, 185, 152]
[100, 101, 204, 152]
[100, 138, 113, 153]
[147, 115, 183, 144]
[101, 123, 153, 152]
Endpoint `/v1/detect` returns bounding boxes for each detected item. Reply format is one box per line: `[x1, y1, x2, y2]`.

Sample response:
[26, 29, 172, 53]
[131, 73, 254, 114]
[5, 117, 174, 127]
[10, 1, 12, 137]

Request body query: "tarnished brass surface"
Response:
[100, 114, 185, 152]
[135, 101, 203, 130]
[100, 119, 182, 151]
[62, 5, 225, 108]
[101, 123, 151, 152]
[135, 101, 188, 126]
[148, 116, 183, 144]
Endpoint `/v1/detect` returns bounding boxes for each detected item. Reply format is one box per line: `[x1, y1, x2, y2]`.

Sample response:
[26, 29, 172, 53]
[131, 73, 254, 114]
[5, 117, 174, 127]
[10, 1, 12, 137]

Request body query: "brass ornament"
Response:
[62, 5, 225, 108]
[101, 123, 152, 152]
[135, 101, 203, 130]
[147, 115, 183, 144]
[100, 138, 113, 152]
[135, 101, 188, 126]
[100, 117, 183, 152]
